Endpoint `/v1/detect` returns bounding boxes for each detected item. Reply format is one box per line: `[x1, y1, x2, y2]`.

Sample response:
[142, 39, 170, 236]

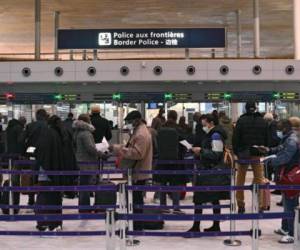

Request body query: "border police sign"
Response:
[58, 28, 225, 49]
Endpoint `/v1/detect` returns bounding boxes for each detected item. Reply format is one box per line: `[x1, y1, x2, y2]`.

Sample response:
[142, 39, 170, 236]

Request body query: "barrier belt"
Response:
[153, 159, 202, 164]
[0, 169, 125, 175]
[0, 205, 118, 210]
[0, 231, 106, 236]
[0, 213, 106, 221]
[126, 185, 252, 192]
[118, 212, 294, 221]
[135, 204, 231, 210]
[0, 185, 117, 192]
[235, 160, 260, 164]
[128, 230, 251, 237]
[0, 169, 230, 175]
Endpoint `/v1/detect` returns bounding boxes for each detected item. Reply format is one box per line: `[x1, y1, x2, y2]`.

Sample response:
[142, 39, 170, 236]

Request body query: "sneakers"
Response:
[161, 209, 172, 214]
[278, 235, 294, 244]
[204, 224, 221, 232]
[173, 209, 185, 215]
[274, 228, 288, 236]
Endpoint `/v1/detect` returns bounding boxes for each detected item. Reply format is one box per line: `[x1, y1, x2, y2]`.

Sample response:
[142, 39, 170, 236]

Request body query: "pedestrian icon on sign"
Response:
[98, 33, 112, 46]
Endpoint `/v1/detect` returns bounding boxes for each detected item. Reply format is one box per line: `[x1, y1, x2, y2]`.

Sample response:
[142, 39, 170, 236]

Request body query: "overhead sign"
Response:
[205, 92, 300, 102]
[58, 28, 226, 49]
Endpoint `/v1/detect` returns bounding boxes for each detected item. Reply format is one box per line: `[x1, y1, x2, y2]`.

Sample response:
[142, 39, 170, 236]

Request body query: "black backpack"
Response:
[157, 127, 179, 160]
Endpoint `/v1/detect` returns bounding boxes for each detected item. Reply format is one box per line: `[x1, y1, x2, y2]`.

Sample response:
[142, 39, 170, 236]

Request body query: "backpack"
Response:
[157, 127, 179, 160]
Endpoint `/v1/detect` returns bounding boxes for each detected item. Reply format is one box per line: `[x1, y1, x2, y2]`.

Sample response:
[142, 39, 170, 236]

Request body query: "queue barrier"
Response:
[0, 158, 299, 250]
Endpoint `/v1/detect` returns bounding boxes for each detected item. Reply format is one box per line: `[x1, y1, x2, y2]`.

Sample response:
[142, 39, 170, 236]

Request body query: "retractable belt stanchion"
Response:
[119, 183, 127, 250]
[294, 206, 300, 245]
[251, 184, 259, 250]
[106, 209, 116, 250]
[8, 158, 13, 216]
[224, 161, 242, 246]
[127, 167, 140, 246]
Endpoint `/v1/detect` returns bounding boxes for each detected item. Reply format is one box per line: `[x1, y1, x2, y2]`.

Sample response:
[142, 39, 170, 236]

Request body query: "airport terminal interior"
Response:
[0, 0, 300, 249]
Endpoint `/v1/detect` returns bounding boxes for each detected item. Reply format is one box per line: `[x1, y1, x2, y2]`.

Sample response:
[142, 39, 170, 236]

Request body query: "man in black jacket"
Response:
[90, 105, 112, 143]
[21, 109, 48, 205]
[232, 102, 269, 213]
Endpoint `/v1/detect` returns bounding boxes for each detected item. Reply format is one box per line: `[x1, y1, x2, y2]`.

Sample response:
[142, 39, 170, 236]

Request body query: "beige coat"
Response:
[120, 123, 153, 182]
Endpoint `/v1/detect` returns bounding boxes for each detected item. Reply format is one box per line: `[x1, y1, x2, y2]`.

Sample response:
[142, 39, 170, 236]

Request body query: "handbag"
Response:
[278, 164, 300, 198]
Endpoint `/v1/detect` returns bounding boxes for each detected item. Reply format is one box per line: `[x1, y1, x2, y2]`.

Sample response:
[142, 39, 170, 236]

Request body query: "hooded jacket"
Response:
[73, 120, 99, 169]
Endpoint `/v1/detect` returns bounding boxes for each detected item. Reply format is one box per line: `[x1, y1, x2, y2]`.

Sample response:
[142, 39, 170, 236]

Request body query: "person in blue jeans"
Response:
[258, 119, 300, 244]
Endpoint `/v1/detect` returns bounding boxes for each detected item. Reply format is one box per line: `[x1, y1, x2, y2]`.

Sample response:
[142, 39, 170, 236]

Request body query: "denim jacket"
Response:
[267, 131, 299, 170]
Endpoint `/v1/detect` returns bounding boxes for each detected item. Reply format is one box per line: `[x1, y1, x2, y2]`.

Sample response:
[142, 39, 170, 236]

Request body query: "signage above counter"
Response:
[58, 28, 226, 49]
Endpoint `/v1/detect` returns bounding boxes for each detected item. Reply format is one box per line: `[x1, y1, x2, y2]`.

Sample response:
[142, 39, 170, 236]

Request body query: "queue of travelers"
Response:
[0, 102, 299, 244]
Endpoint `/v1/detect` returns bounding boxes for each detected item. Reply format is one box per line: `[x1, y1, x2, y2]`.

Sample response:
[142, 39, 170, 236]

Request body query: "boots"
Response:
[204, 221, 221, 232]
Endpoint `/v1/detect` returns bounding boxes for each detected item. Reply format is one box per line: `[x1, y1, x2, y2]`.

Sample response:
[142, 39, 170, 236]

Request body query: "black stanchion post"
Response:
[224, 161, 242, 246]
[294, 206, 300, 245]
[106, 208, 116, 250]
[127, 167, 140, 247]
[251, 183, 259, 250]
[8, 158, 13, 216]
[119, 183, 127, 250]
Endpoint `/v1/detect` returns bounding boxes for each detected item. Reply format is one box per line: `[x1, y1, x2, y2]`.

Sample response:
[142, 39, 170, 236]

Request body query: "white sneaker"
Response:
[278, 235, 294, 244]
[274, 228, 288, 236]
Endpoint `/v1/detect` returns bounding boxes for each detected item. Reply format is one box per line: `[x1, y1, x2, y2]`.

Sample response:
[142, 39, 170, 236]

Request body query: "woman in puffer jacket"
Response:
[73, 114, 102, 213]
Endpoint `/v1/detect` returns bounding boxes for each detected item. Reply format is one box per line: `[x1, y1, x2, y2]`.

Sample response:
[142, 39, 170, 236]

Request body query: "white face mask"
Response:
[203, 126, 210, 134]
[276, 130, 283, 139]
[124, 123, 133, 131]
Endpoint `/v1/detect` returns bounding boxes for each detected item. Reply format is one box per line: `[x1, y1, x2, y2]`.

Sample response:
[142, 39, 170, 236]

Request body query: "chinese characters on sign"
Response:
[58, 28, 225, 49]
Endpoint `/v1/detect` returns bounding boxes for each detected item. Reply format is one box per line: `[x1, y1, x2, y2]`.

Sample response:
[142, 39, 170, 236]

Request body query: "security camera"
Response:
[87, 66, 96, 76]
[252, 65, 262, 75]
[153, 66, 163, 75]
[54, 66, 64, 76]
[219, 65, 229, 75]
[186, 65, 196, 75]
[285, 65, 295, 75]
[120, 66, 130, 76]
[22, 67, 31, 77]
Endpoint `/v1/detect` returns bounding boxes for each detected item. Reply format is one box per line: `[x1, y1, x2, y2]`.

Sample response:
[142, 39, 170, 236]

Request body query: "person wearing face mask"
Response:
[185, 114, 230, 235]
[111, 110, 153, 231]
[232, 101, 269, 214]
[258, 119, 299, 244]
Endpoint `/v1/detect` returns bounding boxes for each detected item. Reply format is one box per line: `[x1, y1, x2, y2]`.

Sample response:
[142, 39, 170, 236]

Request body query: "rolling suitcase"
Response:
[94, 158, 117, 213]
[142, 208, 164, 230]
